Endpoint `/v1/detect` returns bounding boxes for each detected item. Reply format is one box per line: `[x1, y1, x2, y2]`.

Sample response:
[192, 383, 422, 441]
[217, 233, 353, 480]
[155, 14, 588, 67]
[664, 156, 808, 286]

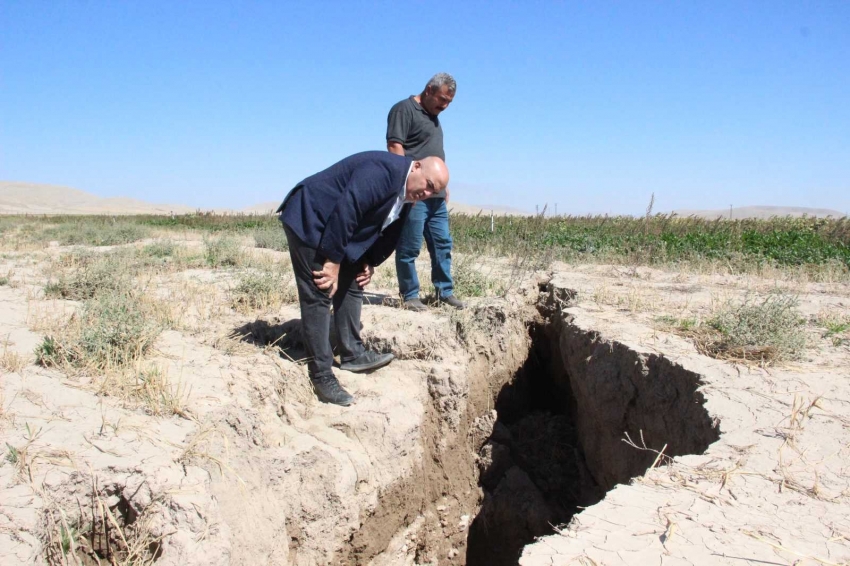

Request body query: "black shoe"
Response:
[339, 350, 395, 373]
[403, 298, 428, 312]
[311, 375, 354, 406]
[438, 295, 466, 310]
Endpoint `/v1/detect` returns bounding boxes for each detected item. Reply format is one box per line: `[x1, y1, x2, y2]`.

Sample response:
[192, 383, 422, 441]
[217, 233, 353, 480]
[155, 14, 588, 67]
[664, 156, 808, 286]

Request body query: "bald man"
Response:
[276, 151, 449, 406]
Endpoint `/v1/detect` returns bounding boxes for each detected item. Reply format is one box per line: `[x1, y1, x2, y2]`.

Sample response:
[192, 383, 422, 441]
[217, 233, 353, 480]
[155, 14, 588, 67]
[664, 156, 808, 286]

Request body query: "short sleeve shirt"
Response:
[386, 96, 445, 161]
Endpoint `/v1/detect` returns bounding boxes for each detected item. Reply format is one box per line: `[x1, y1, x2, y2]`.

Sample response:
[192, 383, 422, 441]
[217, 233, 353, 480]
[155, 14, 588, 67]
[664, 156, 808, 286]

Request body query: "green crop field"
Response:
[1, 213, 848, 274]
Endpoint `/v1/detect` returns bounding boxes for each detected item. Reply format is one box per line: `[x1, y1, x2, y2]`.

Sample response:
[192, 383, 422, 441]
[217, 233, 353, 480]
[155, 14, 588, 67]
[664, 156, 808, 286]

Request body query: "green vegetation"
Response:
[253, 226, 288, 251]
[230, 270, 297, 311]
[702, 293, 806, 363]
[449, 214, 850, 269]
[36, 290, 161, 371]
[142, 238, 177, 258]
[44, 252, 131, 300]
[1, 213, 848, 275]
[204, 235, 245, 268]
[39, 219, 150, 246]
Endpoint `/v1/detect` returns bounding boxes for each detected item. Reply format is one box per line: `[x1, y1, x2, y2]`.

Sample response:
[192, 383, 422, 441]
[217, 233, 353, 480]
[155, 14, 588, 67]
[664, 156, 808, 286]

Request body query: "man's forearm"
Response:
[387, 142, 405, 156]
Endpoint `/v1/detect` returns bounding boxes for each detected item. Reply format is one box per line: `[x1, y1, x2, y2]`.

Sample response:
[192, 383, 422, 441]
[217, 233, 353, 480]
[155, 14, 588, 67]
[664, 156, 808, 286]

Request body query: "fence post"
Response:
[490, 210, 494, 233]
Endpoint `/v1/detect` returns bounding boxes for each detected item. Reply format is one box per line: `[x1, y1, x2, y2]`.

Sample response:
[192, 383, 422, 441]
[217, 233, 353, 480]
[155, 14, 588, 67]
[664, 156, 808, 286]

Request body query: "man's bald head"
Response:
[405, 156, 449, 202]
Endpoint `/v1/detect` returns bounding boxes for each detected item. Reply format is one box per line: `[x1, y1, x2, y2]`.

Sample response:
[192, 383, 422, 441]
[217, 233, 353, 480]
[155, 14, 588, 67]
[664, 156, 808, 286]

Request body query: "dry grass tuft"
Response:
[203, 235, 245, 268]
[1, 337, 28, 373]
[230, 269, 298, 312]
[697, 292, 806, 364]
[35, 290, 162, 374]
[42, 472, 165, 566]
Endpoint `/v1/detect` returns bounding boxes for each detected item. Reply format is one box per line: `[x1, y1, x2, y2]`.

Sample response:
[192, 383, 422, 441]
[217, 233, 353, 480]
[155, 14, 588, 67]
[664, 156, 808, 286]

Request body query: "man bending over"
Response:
[276, 151, 450, 406]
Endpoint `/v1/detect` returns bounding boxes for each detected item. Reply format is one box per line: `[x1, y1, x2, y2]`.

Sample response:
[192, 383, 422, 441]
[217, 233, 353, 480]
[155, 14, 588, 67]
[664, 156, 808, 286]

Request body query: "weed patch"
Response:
[44, 253, 132, 300]
[41, 221, 150, 247]
[230, 270, 297, 312]
[204, 236, 244, 268]
[253, 226, 288, 251]
[697, 293, 806, 363]
[142, 238, 176, 258]
[452, 256, 503, 298]
[36, 291, 161, 372]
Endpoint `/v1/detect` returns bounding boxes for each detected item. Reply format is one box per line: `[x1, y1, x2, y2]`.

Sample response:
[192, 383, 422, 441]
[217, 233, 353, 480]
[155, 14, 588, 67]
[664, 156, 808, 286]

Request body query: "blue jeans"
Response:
[395, 199, 454, 301]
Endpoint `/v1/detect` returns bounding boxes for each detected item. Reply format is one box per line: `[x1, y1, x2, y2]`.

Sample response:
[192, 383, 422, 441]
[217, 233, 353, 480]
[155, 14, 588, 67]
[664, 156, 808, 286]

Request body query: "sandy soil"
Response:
[1, 239, 849, 565]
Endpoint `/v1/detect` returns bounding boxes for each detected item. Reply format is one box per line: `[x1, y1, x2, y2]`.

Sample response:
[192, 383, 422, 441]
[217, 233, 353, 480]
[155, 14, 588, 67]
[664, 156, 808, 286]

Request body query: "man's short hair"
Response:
[425, 72, 456, 95]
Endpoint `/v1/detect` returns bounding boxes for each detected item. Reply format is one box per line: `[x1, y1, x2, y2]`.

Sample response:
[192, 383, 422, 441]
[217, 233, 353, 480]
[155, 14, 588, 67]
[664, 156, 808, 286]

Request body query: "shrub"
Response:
[230, 270, 297, 311]
[43, 253, 131, 300]
[41, 221, 150, 247]
[204, 236, 244, 268]
[36, 291, 161, 371]
[142, 239, 177, 258]
[253, 227, 288, 252]
[452, 256, 502, 298]
[702, 292, 806, 363]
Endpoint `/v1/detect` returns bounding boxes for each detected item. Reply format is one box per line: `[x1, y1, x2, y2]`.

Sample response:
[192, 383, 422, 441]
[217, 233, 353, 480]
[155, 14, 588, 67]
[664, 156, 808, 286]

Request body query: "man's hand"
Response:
[356, 263, 375, 288]
[444, 185, 450, 204]
[313, 260, 340, 297]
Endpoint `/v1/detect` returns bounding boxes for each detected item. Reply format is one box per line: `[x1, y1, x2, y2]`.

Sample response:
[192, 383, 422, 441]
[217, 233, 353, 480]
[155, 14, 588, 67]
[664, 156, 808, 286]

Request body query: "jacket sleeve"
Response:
[317, 162, 394, 263]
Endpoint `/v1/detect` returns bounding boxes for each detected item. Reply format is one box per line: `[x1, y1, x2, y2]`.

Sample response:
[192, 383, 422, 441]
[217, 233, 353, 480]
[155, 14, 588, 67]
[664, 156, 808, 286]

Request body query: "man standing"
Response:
[387, 73, 464, 311]
[276, 151, 449, 406]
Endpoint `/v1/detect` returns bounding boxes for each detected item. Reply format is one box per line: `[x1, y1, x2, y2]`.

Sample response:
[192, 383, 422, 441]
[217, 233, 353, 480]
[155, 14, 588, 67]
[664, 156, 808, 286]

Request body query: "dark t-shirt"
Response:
[386, 96, 445, 161]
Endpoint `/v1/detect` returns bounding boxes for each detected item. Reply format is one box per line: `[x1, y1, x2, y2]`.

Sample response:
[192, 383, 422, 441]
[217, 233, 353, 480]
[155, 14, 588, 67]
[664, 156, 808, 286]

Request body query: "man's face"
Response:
[420, 85, 454, 116]
[405, 162, 442, 202]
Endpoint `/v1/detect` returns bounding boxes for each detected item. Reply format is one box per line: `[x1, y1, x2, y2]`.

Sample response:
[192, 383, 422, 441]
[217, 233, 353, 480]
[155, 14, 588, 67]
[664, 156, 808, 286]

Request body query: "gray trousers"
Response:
[283, 224, 365, 380]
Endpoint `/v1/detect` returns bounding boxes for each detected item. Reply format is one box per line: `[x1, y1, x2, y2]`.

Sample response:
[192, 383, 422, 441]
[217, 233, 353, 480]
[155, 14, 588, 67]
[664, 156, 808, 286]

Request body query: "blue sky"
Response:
[2, 1, 848, 214]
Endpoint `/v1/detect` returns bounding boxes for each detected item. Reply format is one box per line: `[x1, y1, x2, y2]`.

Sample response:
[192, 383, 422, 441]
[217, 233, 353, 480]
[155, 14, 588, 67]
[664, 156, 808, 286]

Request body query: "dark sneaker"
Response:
[311, 375, 354, 406]
[339, 350, 395, 373]
[403, 298, 428, 312]
[438, 295, 466, 310]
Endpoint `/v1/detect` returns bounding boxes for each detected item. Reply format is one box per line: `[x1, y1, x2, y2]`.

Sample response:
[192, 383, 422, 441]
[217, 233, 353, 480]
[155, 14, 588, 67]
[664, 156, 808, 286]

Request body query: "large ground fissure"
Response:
[464, 292, 721, 565]
[355, 287, 721, 565]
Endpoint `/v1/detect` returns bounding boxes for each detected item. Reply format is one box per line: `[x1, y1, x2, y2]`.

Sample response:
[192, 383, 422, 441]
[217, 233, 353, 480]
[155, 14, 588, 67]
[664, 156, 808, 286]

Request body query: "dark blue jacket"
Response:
[276, 151, 414, 266]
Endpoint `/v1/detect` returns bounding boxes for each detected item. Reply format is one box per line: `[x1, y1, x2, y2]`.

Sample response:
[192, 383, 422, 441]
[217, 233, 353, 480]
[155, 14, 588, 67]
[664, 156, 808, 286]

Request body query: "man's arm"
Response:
[386, 102, 411, 156]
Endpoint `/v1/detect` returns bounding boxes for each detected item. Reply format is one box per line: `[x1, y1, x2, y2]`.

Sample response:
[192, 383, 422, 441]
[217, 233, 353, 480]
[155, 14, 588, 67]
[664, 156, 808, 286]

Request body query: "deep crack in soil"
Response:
[461, 289, 721, 565]
[362, 285, 722, 566]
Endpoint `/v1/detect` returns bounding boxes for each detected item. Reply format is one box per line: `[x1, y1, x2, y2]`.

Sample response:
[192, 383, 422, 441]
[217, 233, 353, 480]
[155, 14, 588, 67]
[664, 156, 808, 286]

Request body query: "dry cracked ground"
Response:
[1, 235, 850, 566]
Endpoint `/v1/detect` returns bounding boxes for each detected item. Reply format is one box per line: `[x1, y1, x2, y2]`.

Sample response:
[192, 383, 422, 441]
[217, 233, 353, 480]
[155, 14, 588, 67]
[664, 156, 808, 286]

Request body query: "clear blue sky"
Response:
[2, 1, 848, 214]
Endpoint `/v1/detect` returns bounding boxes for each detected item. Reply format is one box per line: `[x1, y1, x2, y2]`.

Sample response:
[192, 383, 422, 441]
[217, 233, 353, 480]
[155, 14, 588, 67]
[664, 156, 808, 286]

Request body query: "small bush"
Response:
[36, 291, 161, 371]
[231, 270, 297, 311]
[452, 256, 502, 298]
[253, 227, 288, 252]
[0, 276, 8, 286]
[204, 236, 244, 268]
[703, 292, 806, 363]
[41, 221, 150, 247]
[142, 239, 176, 258]
[43, 254, 131, 300]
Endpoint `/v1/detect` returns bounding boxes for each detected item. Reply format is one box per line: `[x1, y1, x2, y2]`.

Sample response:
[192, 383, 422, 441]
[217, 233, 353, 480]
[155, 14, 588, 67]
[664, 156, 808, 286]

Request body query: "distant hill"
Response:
[0, 181, 195, 215]
[672, 205, 846, 220]
[0, 182, 531, 217]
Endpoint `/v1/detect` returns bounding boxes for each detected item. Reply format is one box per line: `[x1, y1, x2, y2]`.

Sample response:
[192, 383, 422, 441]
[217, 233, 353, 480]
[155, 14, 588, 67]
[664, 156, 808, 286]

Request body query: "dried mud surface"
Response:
[2, 245, 850, 566]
